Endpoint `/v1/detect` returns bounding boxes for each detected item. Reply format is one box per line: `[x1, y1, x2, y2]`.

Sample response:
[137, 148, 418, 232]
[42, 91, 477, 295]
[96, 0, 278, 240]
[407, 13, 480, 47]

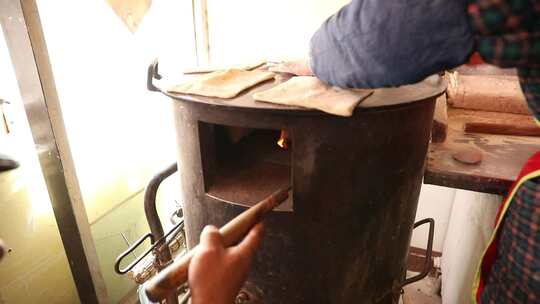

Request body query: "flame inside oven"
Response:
[277, 130, 290, 149]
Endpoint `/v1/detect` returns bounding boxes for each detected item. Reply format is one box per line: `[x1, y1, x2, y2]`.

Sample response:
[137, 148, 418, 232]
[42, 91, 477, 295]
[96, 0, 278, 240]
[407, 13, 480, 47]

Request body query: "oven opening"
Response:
[199, 122, 293, 211]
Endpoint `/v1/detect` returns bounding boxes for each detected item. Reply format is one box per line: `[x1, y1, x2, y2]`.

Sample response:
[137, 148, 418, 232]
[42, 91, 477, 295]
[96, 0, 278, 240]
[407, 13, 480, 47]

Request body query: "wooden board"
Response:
[425, 108, 540, 195]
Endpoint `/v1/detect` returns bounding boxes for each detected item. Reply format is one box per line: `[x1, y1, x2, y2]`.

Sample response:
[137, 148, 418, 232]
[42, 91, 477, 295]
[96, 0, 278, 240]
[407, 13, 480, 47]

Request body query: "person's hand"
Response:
[189, 223, 264, 304]
[268, 59, 313, 76]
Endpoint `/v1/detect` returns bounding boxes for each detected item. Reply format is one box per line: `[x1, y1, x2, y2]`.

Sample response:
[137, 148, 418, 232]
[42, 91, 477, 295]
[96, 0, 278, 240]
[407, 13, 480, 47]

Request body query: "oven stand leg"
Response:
[144, 163, 179, 304]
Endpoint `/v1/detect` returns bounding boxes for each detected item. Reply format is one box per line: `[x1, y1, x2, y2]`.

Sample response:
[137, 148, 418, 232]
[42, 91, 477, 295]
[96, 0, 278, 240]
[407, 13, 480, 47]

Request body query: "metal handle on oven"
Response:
[400, 218, 435, 288]
[115, 233, 155, 275]
[147, 59, 162, 92]
[114, 219, 185, 275]
[376, 218, 435, 303]
[115, 163, 180, 275]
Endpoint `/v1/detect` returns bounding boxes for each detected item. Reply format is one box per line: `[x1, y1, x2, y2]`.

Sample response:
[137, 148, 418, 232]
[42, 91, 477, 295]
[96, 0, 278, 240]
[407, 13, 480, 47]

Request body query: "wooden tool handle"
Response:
[144, 187, 290, 302]
[464, 122, 540, 137]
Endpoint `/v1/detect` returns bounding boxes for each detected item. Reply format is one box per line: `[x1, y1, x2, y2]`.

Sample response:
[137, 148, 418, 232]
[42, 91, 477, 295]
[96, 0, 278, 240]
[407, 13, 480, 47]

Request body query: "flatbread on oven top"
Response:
[253, 76, 372, 117]
[168, 69, 275, 99]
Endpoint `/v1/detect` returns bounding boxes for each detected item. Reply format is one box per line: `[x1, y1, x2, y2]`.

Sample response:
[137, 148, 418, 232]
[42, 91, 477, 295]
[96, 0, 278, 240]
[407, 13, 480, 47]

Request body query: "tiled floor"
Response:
[402, 271, 442, 304]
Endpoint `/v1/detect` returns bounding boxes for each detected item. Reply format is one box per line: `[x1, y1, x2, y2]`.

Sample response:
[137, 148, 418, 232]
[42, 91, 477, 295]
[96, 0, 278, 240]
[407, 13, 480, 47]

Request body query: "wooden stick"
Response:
[144, 187, 290, 302]
[464, 122, 540, 137]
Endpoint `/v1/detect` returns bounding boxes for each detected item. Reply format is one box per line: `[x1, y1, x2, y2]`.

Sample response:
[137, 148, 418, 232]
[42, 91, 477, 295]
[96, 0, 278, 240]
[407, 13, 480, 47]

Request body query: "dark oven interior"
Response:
[199, 123, 293, 211]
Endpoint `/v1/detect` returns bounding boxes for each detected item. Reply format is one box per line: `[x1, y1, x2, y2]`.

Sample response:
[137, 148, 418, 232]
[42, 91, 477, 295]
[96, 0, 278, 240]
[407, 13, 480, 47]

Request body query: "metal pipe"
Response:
[143, 163, 178, 304]
[144, 163, 178, 255]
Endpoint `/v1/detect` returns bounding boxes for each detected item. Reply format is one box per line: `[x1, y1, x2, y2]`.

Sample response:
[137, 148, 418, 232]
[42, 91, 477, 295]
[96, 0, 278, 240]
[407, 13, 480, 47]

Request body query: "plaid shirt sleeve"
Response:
[479, 177, 540, 303]
[468, 0, 540, 120]
[468, 2, 540, 302]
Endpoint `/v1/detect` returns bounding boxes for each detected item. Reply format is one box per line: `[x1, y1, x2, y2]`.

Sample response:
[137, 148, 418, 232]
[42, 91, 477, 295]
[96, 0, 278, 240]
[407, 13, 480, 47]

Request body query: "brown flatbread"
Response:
[168, 69, 275, 99]
[253, 76, 372, 117]
[182, 60, 267, 74]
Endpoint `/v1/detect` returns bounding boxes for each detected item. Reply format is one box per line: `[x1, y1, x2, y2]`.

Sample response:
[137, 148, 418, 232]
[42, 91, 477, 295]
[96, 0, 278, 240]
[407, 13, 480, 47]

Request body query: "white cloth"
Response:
[441, 190, 502, 304]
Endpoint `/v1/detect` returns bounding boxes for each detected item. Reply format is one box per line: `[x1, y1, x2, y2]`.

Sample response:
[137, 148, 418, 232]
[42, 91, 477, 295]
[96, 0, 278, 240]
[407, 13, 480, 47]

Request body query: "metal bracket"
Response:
[147, 59, 162, 92]
[400, 218, 435, 288]
[115, 163, 180, 304]
[115, 163, 180, 275]
[115, 233, 155, 275]
[114, 220, 184, 275]
[375, 218, 435, 303]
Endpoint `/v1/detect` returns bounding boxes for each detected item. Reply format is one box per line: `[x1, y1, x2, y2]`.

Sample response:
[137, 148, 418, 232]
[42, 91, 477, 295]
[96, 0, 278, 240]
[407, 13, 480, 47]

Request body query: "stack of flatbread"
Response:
[253, 76, 372, 117]
[168, 68, 372, 116]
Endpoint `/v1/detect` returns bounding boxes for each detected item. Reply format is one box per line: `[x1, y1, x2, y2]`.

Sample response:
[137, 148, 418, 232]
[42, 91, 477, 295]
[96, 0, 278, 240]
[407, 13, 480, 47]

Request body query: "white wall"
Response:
[35, 1, 197, 301]
[206, 0, 349, 65]
[411, 184, 456, 252]
[37, 0, 195, 223]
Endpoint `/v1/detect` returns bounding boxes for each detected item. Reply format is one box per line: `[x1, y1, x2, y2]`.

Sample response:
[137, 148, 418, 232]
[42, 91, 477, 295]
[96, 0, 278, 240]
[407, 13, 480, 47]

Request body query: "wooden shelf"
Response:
[425, 108, 540, 195]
